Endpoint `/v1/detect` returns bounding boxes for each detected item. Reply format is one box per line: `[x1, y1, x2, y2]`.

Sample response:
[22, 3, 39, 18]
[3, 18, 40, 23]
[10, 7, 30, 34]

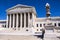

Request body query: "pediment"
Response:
[6, 4, 33, 12]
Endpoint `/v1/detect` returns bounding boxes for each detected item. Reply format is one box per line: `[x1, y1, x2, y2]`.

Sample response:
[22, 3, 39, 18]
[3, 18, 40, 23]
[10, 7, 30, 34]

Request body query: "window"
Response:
[40, 24, 42, 27]
[37, 24, 38, 27]
[2, 24, 6, 28]
[54, 23, 56, 26]
[26, 29, 28, 31]
[40, 29, 42, 31]
[44, 24, 45, 26]
[58, 23, 60, 26]
[37, 29, 38, 31]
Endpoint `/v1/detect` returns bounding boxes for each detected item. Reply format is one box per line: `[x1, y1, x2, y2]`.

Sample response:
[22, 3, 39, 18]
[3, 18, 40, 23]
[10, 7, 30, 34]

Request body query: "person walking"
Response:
[42, 28, 45, 40]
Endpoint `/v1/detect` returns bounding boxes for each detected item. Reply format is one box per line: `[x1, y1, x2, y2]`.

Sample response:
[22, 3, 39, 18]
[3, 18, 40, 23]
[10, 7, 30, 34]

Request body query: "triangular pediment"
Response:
[6, 4, 33, 11]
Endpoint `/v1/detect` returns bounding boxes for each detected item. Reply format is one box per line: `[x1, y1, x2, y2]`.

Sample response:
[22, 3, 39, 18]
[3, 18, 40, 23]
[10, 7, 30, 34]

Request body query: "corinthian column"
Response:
[13, 14, 15, 28]
[16, 14, 18, 30]
[9, 14, 11, 28]
[28, 13, 30, 27]
[32, 13, 34, 27]
[20, 13, 22, 28]
[6, 15, 8, 28]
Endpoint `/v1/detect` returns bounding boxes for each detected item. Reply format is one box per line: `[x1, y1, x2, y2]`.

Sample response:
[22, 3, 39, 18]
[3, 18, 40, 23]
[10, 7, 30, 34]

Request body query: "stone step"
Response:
[0, 35, 42, 40]
[44, 33, 56, 37]
[44, 37, 60, 40]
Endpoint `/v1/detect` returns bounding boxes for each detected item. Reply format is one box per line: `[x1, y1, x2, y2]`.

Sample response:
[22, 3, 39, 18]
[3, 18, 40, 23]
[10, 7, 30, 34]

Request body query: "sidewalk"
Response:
[44, 33, 60, 40]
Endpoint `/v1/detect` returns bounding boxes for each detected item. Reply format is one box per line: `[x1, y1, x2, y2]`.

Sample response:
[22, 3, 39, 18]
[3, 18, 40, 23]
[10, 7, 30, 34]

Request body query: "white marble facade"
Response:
[6, 4, 36, 32]
[0, 3, 60, 35]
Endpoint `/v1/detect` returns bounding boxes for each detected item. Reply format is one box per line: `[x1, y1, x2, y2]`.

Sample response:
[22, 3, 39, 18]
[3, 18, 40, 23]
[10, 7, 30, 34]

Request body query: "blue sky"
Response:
[0, 0, 60, 20]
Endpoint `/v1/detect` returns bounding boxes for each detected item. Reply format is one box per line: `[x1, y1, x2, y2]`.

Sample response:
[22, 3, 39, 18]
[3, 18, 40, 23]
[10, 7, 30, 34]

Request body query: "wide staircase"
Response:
[0, 35, 42, 40]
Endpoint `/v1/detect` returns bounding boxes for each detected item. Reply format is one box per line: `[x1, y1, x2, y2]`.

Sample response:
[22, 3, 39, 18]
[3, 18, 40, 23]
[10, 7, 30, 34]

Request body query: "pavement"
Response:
[0, 33, 60, 40]
[0, 35, 42, 40]
[44, 33, 60, 40]
[0, 29, 60, 40]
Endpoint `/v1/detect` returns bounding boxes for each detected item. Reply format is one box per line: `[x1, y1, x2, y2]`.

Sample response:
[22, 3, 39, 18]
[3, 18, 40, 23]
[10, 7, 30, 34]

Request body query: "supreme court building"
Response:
[0, 3, 60, 35]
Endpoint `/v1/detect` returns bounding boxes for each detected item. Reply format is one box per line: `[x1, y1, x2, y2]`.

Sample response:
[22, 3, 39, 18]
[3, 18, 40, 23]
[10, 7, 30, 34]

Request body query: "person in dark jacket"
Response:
[42, 28, 45, 40]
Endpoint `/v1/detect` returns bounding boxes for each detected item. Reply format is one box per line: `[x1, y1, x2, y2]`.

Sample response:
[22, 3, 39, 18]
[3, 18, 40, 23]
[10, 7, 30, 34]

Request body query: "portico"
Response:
[7, 12, 33, 29]
[6, 4, 36, 31]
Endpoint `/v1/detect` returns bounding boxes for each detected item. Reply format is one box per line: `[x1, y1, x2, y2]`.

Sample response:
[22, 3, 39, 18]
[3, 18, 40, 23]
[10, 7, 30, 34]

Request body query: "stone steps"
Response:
[44, 33, 60, 40]
[44, 33, 56, 37]
[0, 35, 42, 40]
[44, 37, 60, 40]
